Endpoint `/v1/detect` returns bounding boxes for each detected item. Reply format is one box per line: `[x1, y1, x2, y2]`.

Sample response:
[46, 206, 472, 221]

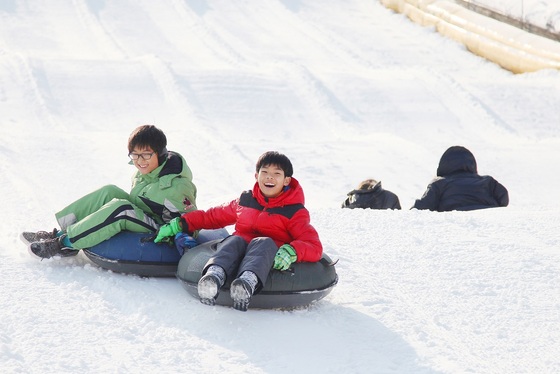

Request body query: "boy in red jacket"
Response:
[154, 151, 323, 311]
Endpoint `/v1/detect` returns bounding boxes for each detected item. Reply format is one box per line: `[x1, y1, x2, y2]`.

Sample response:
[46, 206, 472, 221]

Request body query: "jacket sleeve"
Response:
[165, 176, 197, 219]
[412, 180, 440, 211]
[492, 178, 509, 207]
[286, 209, 323, 262]
[387, 191, 402, 210]
[183, 199, 238, 231]
[153, 154, 198, 223]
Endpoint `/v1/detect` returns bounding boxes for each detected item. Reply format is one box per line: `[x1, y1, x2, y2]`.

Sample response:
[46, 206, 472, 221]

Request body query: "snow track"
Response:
[1, 1, 559, 373]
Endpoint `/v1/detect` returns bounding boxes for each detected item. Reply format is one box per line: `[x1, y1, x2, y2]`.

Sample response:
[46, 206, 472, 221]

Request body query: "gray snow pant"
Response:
[204, 235, 278, 293]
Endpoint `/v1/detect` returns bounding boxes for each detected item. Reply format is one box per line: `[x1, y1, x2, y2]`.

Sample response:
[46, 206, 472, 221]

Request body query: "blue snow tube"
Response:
[82, 232, 180, 277]
[82, 230, 229, 277]
[176, 239, 338, 309]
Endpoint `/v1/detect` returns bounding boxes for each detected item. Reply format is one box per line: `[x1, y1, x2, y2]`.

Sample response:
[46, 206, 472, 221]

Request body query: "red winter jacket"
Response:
[181, 177, 322, 262]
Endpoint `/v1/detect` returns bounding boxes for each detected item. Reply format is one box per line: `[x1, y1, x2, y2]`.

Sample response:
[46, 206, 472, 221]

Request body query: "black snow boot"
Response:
[29, 235, 78, 259]
[20, 228, 60, 245]
[198, 265, 226, 306]
[230, 271, 258, 312]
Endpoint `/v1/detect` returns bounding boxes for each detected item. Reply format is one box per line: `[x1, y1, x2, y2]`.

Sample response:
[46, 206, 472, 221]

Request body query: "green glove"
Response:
[273, 244, 297, 271]
[154, 217, 183, 243]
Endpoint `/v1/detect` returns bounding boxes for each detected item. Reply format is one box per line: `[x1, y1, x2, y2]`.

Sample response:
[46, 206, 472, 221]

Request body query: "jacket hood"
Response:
[253, 177, 305, 207]
[349, 181, 383, 196]
[436, 146, 478, 177]
[134, 151, 192, 187]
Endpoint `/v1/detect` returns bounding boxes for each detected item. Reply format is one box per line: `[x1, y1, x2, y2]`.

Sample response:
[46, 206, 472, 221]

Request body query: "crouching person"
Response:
[342, 178, 401, 210]
[412, 145, 509, 211]
[154, 151, 322, 311]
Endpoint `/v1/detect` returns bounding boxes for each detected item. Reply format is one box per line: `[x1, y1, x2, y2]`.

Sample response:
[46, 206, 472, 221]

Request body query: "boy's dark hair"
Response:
[128, 125, 168, 160]
[255, 151, 293, 177]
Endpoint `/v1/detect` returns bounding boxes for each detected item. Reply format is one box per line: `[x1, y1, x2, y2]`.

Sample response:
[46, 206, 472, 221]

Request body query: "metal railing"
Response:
[453, 0, 560, 41]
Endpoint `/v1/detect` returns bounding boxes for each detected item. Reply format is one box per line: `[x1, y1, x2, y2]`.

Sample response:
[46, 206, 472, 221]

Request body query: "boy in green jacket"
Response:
[24, 125, 197, 258]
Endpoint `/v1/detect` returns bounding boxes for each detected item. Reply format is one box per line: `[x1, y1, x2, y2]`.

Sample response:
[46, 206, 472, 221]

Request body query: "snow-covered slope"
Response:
[1, 1, 559, 373]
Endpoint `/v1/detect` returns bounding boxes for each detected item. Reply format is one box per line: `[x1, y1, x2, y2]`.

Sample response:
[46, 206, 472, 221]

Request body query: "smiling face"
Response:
[130, 146, 159, 175]
[255, 164, 291, 198]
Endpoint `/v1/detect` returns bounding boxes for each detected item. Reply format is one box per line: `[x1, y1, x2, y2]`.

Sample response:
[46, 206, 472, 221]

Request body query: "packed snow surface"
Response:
[1, 1, 559, 373]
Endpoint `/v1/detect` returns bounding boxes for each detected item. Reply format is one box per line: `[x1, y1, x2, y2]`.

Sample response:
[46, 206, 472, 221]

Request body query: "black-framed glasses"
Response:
[128, 152, 155, 161]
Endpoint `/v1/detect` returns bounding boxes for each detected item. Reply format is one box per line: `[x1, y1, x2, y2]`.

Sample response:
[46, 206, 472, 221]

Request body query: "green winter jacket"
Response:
[57, 151, 197, 249]
[130, 151, 197, 224]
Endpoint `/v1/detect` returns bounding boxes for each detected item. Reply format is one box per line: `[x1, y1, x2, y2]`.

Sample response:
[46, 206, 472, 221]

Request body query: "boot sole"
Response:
[230, 279, 251, 312]
[20, 232, 37, 246]
[198, 275, 220, 306]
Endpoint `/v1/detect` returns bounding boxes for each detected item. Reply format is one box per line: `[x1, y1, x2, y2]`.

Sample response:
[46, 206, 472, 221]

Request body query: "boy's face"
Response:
[255, 164, 291, 198]
[130, 146, 159, 175]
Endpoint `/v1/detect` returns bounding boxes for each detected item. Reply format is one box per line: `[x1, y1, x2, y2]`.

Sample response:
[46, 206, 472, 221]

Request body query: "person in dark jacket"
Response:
[154, 151, 322, 311]
[412, 146, 509, 212]
[342, 179, 401, 210]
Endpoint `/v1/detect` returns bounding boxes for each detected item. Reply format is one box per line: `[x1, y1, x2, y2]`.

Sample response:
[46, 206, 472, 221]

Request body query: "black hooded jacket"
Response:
[342, 181, 401, 210]
[412, 146, 509, 212]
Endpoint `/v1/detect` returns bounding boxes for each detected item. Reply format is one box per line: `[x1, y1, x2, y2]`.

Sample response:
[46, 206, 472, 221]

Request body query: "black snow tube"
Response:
[176, 239, 338, 309]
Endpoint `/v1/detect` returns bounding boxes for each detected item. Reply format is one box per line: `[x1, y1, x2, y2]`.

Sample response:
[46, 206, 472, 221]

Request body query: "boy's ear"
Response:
[255, 172, 259, 180]
[283, 176, 291, 186]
